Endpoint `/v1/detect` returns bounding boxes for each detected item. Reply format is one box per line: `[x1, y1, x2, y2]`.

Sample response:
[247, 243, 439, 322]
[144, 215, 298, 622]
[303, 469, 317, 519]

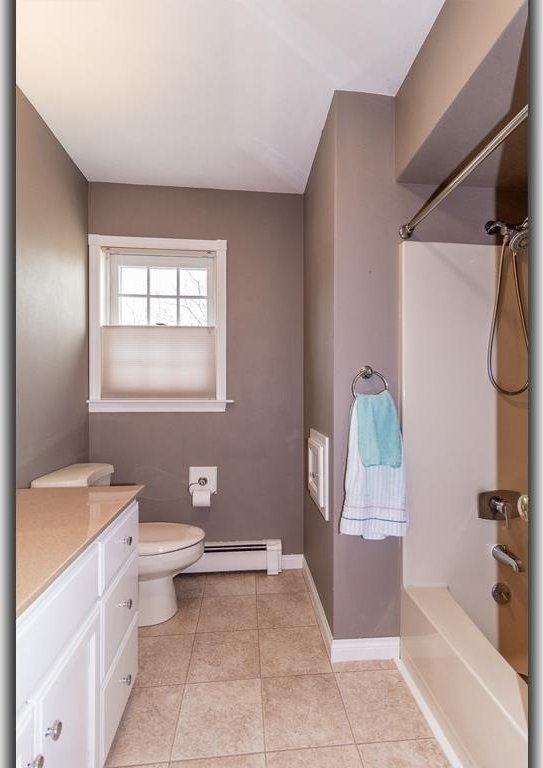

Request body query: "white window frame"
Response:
[88, 234, 231, 413]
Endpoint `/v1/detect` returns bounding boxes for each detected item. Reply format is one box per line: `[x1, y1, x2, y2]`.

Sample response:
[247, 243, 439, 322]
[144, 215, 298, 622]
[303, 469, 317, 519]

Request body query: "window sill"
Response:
[87, 399, 234, 413]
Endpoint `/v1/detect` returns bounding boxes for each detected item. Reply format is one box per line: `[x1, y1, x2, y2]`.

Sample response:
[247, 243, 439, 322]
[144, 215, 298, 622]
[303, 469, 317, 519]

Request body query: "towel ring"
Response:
[351, 365, 389, 397]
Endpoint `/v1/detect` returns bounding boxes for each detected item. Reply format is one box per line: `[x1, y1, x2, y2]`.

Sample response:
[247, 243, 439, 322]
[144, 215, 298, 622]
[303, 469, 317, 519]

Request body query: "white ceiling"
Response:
[17, 0, 445, 193]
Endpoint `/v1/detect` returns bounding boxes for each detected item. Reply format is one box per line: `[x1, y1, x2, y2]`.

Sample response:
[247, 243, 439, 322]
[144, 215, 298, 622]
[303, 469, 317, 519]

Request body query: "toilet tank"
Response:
[30, 463, 114, 488]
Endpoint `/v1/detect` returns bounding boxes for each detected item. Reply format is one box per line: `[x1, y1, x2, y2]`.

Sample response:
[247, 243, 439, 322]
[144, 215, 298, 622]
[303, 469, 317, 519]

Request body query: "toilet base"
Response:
[138, 575, 178, 626]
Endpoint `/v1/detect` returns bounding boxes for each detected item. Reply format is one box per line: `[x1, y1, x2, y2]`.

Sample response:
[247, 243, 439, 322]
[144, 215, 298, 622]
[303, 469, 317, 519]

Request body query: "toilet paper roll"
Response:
[192, 489, 211, 507]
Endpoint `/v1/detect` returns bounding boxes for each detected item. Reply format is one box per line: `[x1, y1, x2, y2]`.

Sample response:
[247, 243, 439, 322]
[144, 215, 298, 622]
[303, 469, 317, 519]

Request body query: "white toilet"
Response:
[31, 463, 206, 627]
[138, 522, 204, 625]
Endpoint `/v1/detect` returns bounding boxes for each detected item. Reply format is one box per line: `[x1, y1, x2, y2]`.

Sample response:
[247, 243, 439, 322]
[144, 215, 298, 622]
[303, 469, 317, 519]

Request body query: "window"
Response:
[88, 235, 229, 412]
[110, 254, 212, 327]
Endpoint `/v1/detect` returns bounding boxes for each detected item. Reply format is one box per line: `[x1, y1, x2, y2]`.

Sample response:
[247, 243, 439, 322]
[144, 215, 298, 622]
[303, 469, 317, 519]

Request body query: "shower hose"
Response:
[487, 240, 529, 396]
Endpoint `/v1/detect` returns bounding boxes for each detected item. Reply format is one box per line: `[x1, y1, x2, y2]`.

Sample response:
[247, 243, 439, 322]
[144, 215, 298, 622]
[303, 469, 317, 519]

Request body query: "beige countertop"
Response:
[16, 485, 144, 618]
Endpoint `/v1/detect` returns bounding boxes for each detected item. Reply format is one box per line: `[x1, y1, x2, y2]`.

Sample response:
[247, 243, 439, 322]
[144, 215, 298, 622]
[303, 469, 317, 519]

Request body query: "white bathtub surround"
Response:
[302, 558, 399, 663]
[400, 242, 528, 767]
[401, 241, 500, 644]
[339, 401, 407, 540]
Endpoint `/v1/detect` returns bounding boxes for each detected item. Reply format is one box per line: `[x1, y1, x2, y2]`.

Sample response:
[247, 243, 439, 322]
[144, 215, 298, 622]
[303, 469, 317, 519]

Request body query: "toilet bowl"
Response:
[31, 462, 206, 628]
[138, 522, 205, 626]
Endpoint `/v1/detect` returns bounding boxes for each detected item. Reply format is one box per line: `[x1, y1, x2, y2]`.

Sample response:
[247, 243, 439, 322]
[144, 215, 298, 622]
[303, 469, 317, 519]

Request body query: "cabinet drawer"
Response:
[16, 545, 99, 713]
[102, 618, 138, 764]
[100, 502, 138, 592]
[36, 611, 99, 768]
[103, 553, 139, 676]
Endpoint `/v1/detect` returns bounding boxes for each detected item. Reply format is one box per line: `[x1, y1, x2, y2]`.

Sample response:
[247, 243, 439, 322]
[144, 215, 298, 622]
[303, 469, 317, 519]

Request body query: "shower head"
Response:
[485, 218, 528, 252]
[509, 219, 529, 252]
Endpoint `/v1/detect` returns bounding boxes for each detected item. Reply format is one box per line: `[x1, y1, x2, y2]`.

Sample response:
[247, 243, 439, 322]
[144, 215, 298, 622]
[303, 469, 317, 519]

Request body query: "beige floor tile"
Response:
[332, 660, 396, 673]
[358, 739, 451, 767]
[174, 573, 206, 598]
[267, 745, 362, 767]
[188, 630, 260, 682]
[335, 671, 432, 743]
[139, 597, 201, 636]
[262, 674, 353, 751]
[106, 684, 183, 766]
[136, 635, 194, 687]
[171, 756, 266, 768]
[257, 592, 316, 629]
[125, 765, 169, 768]
[171, 678, 264, 760]
[256, 570, 307, 594]
[259, 626, 331, 677]
[205, 572, 257, 596]
[197, 596, 258, 632]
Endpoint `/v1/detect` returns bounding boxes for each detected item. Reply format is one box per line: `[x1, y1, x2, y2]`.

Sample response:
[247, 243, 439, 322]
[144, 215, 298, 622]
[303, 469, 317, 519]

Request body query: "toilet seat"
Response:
[139, 522, 205, 556]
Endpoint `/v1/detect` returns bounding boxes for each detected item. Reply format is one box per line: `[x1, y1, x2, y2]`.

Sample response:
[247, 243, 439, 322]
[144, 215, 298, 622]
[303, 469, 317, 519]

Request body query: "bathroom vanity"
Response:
[16, 485, 143, 768]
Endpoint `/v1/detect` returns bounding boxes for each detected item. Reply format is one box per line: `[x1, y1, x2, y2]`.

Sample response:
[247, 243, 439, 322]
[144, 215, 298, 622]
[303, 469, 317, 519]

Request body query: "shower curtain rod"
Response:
[398, 104, 528, 240]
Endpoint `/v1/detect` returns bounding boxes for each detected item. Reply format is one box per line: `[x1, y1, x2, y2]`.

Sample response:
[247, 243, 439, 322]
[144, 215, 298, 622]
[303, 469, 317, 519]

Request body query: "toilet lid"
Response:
[139, 522, 205, 556]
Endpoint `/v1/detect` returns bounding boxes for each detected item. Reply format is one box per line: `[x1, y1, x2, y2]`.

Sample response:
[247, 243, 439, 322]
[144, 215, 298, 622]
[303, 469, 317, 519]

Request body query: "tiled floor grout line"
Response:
[165, 583, 202, 765]
[332, 671, 358, 748]
[256, 627, 268, 759]
[166, 630, 196, 764]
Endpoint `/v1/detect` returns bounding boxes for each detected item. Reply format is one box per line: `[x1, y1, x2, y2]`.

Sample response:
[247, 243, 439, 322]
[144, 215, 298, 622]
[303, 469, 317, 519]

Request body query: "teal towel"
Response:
[356, 391, 402, 468]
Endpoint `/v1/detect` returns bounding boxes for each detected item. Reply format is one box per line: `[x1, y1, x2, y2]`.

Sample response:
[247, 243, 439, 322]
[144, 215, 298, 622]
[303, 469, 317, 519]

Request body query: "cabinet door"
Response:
[36, 612, 99, 768]
[16, 707, 37, 768]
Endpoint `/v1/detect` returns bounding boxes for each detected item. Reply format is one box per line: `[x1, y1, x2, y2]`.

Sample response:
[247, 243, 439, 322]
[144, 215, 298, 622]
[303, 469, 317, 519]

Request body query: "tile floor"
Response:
[107, 570, 451, 768]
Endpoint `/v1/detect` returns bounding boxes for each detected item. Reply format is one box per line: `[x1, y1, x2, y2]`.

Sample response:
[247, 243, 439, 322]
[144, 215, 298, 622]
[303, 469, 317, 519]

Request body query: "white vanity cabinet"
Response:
[16, 500, 139, 768]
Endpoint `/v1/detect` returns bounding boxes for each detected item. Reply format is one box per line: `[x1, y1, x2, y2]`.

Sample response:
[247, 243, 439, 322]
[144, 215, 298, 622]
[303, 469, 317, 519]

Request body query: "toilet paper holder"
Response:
[187, 467, 217, 506]
[188, 477, 209, 492]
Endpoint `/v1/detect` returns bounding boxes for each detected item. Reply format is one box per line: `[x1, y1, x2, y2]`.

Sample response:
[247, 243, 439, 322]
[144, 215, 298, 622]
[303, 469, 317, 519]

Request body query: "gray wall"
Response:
[303, 100, 337, 625]
[332, 93, 402, 639]
[304, 89, 509, 638]
[16, 88, 89, 487]
[88, 183, 304, 553]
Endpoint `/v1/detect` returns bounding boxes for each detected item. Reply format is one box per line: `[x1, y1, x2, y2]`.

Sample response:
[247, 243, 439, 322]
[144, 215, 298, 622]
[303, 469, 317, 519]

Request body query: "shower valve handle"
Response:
[478, 490, 520, 528]
[489, 497, 513, 528]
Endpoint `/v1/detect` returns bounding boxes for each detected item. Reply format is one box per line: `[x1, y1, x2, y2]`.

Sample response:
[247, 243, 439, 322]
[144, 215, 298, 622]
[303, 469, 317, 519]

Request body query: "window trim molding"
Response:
[88, 234, 229, 413]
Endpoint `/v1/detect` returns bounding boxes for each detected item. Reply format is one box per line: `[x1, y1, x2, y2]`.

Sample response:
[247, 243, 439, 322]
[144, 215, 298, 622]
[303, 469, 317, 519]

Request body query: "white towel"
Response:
[340, 401, 407, 540]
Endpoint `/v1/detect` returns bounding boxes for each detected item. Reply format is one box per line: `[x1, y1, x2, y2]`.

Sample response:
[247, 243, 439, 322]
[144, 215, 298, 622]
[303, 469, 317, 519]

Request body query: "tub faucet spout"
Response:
[491, 544, 524, 573]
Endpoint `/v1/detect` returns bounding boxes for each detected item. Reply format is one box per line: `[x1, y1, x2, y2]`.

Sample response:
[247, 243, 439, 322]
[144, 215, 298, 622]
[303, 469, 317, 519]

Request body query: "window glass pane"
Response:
[119, 296, 147, 324]
[120, 267, 147, 294]
[179, 298, 208, 326]
[150, 268, 177, 296]
[179, 268, 207, 296]
[150, 297, 177, 325]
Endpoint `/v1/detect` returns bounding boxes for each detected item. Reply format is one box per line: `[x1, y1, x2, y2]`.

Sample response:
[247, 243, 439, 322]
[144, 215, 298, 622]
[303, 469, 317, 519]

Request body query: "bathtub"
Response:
[399, 586, 528, 768]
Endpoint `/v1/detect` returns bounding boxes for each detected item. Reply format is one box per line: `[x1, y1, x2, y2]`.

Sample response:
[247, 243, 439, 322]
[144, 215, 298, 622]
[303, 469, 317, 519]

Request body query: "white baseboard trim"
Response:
[302, 556, 333, 656]
[281, 554, 304, 570]
[332, 636, 399, 663]
[302, 557, 399, 663]
[396, 658, 466, 768]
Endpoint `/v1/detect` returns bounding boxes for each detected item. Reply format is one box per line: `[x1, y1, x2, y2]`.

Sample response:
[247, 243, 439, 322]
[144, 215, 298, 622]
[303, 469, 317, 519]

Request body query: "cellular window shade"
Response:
[101, 326, 216, 398]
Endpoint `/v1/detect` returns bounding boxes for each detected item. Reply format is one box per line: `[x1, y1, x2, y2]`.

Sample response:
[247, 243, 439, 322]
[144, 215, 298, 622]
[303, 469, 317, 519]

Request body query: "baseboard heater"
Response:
[183, 539, 282, 575]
